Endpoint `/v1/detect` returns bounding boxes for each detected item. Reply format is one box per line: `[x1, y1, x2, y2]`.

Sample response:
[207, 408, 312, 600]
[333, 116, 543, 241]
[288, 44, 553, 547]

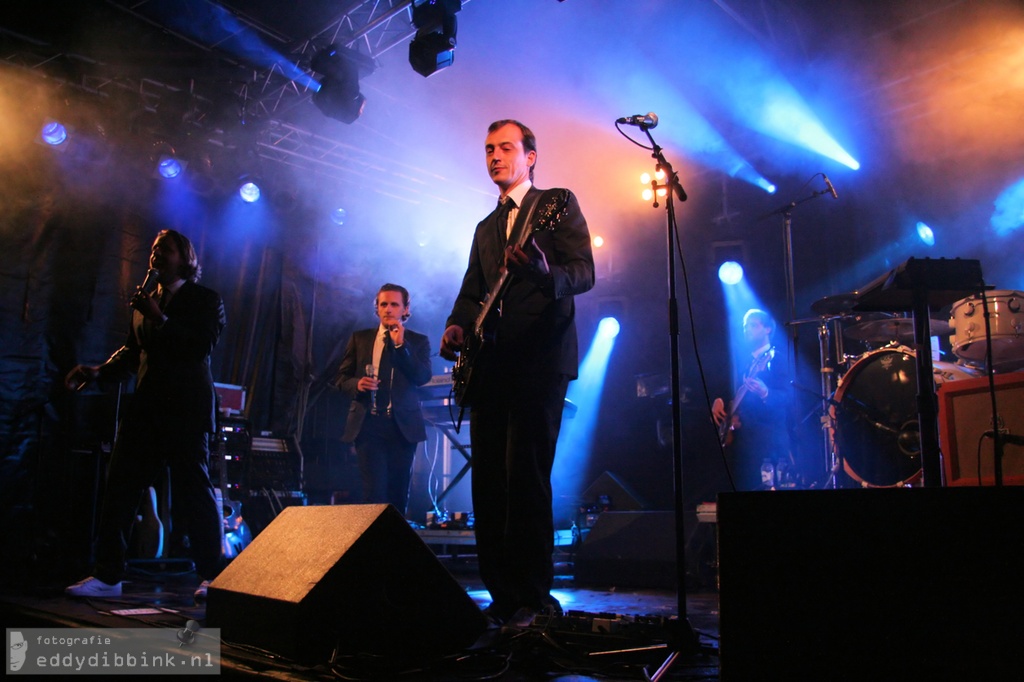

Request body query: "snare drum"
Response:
[830, 347, 979, 487]
[950, 290, 1024, 364]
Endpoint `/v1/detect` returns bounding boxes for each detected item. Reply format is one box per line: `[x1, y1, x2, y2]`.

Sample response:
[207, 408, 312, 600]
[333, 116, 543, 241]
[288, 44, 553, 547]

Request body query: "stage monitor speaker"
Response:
[939, 371, 1024, 486]
[717, 489, 1024, 680]
[207, 504, 486, 662]
[574, 511, 675, 589]
[580, 470, 647, 510]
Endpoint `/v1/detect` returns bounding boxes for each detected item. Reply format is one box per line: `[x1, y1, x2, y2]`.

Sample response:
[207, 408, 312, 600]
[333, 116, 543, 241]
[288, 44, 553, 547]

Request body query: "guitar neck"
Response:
[472, 267, 511, 334]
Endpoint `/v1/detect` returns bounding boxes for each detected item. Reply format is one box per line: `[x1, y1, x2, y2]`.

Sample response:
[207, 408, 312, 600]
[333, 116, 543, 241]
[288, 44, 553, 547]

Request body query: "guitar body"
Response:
[718, 348, 773, 447]
[452, 189, 570, 409]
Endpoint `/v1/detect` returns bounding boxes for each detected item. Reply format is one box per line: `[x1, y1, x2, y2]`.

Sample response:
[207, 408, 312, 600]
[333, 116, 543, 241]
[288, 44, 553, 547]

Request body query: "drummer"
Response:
[713, 309, 795, 490]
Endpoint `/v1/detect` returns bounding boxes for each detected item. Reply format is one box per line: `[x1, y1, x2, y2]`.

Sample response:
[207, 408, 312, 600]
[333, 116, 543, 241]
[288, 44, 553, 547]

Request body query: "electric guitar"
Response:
[452, 189, 571, 408]
[718, 348, 773, 446]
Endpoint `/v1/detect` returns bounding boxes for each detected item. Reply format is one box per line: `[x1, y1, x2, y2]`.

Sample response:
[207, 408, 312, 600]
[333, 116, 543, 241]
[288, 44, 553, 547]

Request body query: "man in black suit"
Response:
[440, 120, 595, 625]
[335, 284, 432, 514]
[64, 229, 226, 599]
[712, 308, 792, 490]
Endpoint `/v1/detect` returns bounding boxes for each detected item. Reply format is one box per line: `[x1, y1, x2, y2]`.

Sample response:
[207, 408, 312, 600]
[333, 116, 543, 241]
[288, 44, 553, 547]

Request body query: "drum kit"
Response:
[793, 289, 1024, 488]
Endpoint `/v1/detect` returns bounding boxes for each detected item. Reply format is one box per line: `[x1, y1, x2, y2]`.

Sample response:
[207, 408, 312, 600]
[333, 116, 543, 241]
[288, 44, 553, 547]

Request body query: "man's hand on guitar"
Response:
[711, 398, 727, 425]
[440, 324, 464, 361]
[743, 377, 768, 400]
[504, 236, 550, 285]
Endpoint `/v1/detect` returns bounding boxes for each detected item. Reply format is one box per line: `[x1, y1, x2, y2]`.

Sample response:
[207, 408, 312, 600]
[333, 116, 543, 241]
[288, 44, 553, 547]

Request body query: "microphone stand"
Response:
[758, 186, 833, 485]
[637, 126, 700, 679]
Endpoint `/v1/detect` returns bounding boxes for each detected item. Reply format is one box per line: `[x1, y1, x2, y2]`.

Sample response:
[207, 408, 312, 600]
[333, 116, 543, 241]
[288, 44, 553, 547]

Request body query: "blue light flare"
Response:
[915, 221, 935, 247]
[991, 178, 1024, 236]
[239, 181, 261, 203]
[41, 121, 67, 146]
[158, 156, 183, 179]
[718, 261, 744, 285]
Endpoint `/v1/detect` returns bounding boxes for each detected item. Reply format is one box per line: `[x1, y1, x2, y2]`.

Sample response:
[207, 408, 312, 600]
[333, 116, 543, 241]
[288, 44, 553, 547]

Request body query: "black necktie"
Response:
[495, 198, 514, 248]
[376, 333, 393, 415]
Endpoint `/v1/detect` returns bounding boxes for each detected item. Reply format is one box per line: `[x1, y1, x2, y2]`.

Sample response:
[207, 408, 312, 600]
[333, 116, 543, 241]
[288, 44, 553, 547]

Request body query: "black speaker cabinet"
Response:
[717, 489, 1024, 680]
[206, 504, 485, 662]
[574, 511, 675, 589]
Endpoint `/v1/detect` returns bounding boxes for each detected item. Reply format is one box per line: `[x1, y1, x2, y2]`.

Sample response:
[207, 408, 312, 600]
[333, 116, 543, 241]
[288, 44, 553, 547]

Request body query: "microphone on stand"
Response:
[616, 112, 658, 129]
[823, 174, 839, 199]
[365, 364, 377, 414]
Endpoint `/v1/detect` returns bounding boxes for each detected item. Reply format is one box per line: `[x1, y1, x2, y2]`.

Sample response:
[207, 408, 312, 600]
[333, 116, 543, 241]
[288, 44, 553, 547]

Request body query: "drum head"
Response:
[833, 349, 922, 487]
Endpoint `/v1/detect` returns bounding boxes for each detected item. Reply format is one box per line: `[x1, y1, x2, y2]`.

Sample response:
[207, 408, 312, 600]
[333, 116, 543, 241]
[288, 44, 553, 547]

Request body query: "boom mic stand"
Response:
[625, 122, 700, 679]
[758, 180, 835, 486]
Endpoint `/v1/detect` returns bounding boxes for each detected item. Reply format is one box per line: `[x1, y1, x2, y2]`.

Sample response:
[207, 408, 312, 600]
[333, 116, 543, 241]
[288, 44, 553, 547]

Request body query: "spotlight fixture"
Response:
[239, 180, 261, 203]
[157, 155, 185, 179]
[409, 0, 462, 77]
[40, 120, 68, 146]
[310, 45, 375, 124]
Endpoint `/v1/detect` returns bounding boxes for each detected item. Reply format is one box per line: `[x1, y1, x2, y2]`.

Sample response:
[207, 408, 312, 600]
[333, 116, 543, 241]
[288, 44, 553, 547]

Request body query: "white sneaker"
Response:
[193, 580, 211, 603]
[65, 576, 122, 598]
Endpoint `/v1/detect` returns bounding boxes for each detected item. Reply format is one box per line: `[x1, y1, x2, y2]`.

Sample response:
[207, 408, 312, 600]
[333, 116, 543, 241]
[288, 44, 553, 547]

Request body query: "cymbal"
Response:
[810, 292, 859, 317]
[844, 318, 953, 342]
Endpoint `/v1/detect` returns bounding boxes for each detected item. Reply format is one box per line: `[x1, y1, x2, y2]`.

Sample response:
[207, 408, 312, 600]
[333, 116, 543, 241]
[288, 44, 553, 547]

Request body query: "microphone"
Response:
[823, 174, 838, 199]
[983, 431, 1024, 447]
[140, 268, 160, 294]
[365, 364, 377, 414]
[616, 112, 658, 129]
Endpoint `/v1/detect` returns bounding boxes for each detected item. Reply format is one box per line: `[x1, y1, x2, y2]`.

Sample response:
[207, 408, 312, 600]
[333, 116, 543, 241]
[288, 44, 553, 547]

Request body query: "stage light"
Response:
[641, 188, 654, 201]
[915, 221, 936, 246]
[592, 235, 604, 248]
[157, 156, 184, 179]
[310, 45, 374, 124]
[239, 181, 261, 203]
[409, 0, 462, 77]
[719, 261, 744, 285]
[598, 317, 621, 338]
[41, 120, 68, 146]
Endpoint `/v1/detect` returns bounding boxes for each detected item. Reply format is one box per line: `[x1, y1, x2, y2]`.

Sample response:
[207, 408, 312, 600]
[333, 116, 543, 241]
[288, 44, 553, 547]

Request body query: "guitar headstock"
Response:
[532, 189, 570, 234]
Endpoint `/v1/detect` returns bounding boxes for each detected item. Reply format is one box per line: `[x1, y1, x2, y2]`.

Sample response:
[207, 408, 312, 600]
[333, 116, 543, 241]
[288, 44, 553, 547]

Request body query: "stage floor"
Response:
[2, 546, 721, 681]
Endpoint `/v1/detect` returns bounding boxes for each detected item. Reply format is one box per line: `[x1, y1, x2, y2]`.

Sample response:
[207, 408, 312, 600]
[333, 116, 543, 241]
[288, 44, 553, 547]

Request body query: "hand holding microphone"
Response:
[362, 363, 379, 412]
[129, 268, 163, 321]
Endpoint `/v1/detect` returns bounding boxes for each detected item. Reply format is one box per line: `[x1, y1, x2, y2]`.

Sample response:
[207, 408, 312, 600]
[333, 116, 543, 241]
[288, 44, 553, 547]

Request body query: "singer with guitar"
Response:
[64, 228, 226, 601]
[440, 120, 595, 627]
[712, 308, 793, 491]
[334, 284, 432, 516]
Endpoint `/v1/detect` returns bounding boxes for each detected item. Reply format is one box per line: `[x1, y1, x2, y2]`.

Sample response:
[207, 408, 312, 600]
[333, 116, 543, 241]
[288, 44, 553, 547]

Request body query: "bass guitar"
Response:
[718, 347, 773, 446]
[452, 189, 570, 407]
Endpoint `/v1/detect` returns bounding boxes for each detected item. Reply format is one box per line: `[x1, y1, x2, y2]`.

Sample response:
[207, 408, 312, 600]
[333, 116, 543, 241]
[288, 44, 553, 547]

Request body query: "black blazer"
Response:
[446, 185, 595, 377]
[335, 327, 432, 444]
[99, 280, 226, 433]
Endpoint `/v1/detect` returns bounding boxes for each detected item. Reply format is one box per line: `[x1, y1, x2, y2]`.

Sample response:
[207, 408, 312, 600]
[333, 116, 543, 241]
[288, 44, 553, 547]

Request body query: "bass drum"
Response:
[830, 347, 979, 487]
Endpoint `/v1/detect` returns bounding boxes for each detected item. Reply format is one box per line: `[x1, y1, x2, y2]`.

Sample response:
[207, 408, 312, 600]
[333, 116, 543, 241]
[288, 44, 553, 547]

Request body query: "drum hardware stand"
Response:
[620, 120, 700, 680]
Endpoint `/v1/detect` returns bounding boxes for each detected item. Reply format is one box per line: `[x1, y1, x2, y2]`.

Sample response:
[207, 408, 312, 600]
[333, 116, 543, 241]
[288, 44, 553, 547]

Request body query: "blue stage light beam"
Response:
[148, 0, 319, 91]
[614, 72, 777, 193]
[552, 316, 621, 508]
[743, 81, 860, 170]
[991, 178, 1024, 236]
